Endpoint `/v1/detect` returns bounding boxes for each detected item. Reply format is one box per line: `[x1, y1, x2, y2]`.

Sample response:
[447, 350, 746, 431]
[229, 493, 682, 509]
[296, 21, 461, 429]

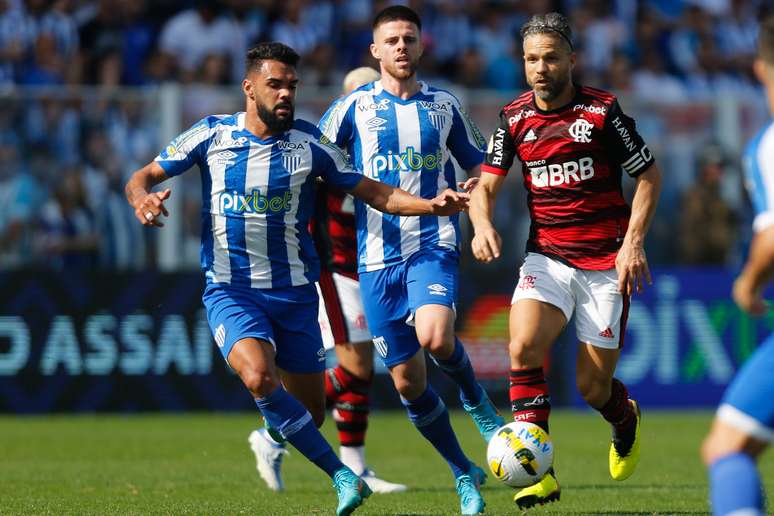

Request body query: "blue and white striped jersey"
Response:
[155, 113, 363, 289]
[319, 80, 485, 272]
[744, 121, 774, 233]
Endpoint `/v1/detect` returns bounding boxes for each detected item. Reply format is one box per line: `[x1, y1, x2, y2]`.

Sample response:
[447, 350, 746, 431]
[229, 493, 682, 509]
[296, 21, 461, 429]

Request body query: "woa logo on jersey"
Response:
[218, 189, 293, 214]
[367, 146, 443, 178]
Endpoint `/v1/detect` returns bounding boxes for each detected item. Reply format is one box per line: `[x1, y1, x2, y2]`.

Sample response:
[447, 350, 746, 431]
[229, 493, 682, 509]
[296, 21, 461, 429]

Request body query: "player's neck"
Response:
[244, 109, 280, 140]
[379, 74, 420, 99]
[533, 83, 576, 112]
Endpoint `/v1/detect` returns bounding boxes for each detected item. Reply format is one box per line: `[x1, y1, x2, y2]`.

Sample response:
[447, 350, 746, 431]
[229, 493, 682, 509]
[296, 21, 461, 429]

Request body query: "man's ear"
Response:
[370, 42, 380, 61]
[754, 58, 768, 85]
[242, 78, 254, 100]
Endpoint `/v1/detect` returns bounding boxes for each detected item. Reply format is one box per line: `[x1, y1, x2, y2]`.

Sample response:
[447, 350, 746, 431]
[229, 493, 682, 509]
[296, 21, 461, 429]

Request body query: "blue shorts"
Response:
[202, 282, 326, 374]
[717, 333, 774, 442]
[359, 245, 458, 368]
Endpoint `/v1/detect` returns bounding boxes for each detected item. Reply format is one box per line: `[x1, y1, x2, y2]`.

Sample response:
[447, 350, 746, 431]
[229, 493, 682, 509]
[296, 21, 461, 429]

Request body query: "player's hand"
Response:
[615, 241, 651, 296]
[430, 188, 470, 215]
[457, 177, 479, 193]
[471, 227, 502, 263]
[733, 272, 768, 316]
[133, 188, 171, 227]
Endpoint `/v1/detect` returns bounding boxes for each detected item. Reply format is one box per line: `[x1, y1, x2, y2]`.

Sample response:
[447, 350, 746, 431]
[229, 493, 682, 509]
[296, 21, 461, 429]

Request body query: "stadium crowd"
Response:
[0, 0, 769, 270]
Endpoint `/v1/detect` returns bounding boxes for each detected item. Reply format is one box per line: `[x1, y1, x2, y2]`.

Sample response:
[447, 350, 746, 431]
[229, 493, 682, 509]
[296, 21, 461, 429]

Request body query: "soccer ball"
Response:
[486, 421, 554, 488]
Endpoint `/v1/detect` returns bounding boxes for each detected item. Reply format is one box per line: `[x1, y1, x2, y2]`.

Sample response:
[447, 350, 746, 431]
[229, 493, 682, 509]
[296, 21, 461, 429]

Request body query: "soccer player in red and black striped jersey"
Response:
[469, 12, 662, 509]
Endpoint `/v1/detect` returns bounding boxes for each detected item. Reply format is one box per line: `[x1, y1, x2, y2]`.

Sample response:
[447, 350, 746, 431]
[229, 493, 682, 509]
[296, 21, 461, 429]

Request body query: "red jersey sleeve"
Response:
[481, 110, 517, 176]
[601, 100, 655, 177]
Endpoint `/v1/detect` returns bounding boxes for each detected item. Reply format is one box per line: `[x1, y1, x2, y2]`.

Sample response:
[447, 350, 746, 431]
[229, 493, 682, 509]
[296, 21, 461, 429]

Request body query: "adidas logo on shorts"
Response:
[599, 327, 614, 339]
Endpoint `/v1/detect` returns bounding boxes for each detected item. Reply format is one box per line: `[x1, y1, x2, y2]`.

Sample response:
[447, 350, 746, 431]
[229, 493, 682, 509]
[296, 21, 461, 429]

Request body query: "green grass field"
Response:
[0, 410, 771, 515]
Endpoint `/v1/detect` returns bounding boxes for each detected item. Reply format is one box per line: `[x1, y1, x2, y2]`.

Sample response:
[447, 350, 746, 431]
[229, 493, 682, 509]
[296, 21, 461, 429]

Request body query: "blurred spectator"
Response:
[36, 166, 99, 270]
[573, 0, 629, 76]
[716, 0, 758, 77]
[427, 0, 473, 77]
[632, 48, 688, 102]
[604, 51, 634, 94]
[157, 0, 246, 83]
[97, 160, 147, 270]
[116, 0, 155, 86]
[0, 134, 42, 268]
[269, 0, 319, 59]
[678, 145, 738, 265]
[0, 0, 29, 86]
[455, 47, 485, 88]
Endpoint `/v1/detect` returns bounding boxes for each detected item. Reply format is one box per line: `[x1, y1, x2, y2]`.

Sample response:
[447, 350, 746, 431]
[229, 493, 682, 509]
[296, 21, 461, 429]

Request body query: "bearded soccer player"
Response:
[319, 6, 503, 514]
[124, 42, 469, 516]
[469, 13, 662, 509]
[701, 15, 774, 516]
[249, 66, 407, 494]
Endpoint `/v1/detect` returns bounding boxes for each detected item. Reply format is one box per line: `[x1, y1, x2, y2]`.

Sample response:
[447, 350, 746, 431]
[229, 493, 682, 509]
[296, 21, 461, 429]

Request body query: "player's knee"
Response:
[508, 337, 544, 368]
[700, 430, 745, 466]
[420, 330, 453, 356]
[393, 373, 426, 400]
[241, 369, 279, 398]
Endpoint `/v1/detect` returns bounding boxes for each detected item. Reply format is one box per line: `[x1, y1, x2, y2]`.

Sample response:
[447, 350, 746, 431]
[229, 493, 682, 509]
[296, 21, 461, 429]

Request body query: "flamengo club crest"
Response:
[282, 152, 302, 173]
[569, 118, 593, 143]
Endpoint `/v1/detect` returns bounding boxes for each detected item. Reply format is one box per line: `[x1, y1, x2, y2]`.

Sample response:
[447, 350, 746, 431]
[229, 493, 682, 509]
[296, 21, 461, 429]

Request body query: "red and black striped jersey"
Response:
[481, 85, 655, 270]
[312, 183, 359, 278]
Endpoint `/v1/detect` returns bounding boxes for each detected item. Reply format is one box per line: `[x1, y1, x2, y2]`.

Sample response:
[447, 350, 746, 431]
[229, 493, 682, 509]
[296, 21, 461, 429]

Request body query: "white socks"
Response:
[340, 445, 366, 476]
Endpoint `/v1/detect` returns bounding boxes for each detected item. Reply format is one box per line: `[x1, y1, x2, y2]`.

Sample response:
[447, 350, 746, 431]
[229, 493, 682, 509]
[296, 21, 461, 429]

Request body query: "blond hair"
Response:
[343, 67, 381, 94]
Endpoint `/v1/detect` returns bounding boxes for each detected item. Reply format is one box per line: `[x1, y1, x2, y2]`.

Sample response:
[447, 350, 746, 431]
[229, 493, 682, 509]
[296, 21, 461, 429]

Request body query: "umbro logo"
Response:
[599, 327, 614, 338]
[523, 129, 537, 142]
[317, 347, 326, 362]
[366, 117, 387, 131]
[213, 150, 238, 165]
[428, 283, 448, 296]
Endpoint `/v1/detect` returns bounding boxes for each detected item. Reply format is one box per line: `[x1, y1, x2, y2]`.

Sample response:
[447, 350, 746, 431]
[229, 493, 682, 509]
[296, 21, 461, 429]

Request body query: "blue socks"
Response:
[255, 387, 343, 478]
[402, 385, 471, 478]
[433, 338, 484, 407]
[709, 453, 765, 516]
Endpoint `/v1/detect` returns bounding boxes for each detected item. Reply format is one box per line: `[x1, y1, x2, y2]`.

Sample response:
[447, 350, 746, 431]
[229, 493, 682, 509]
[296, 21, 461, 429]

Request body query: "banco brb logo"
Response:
[367, 146, 443, 178]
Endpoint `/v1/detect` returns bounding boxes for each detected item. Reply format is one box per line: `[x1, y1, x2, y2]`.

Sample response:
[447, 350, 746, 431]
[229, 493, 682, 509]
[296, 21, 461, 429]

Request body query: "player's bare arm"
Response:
[615, 163, 662, 296]
[469, 172, 505, 263]
[733, 225, 774, 315]
[456, 165, 481, 193]
[125, 162, 172, 227]
[349, 177, 469, 216]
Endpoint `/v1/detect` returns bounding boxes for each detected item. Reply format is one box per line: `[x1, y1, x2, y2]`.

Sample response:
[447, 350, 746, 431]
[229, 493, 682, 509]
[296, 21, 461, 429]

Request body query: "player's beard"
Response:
[384, 54, 418, 80]
[256, 100, 294, 133]
[530, 73, 571, 103]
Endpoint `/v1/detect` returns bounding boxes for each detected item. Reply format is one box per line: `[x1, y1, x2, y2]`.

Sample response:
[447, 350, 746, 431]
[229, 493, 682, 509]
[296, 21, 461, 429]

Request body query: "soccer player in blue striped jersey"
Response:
[701, 15, 774, 516]
[124, 42, 469, 516]
[319, 6, 503, 514]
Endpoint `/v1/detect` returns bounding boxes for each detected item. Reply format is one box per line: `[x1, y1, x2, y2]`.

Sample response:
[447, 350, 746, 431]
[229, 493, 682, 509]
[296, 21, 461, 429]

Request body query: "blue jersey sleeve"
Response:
[743, 122, 774, 232]
[154, 118, 212, 176]
[447, 102, 486, 171]
[319, 97, 355, 150]
[312, 138, 363, 191]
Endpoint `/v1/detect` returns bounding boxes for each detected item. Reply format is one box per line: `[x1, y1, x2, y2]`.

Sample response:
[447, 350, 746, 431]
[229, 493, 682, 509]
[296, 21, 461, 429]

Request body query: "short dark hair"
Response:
[245, 42, 300, 74]
[372, 5, 421, 31]
[520, 12, 573, 51]
[759, 14, 774, 65]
